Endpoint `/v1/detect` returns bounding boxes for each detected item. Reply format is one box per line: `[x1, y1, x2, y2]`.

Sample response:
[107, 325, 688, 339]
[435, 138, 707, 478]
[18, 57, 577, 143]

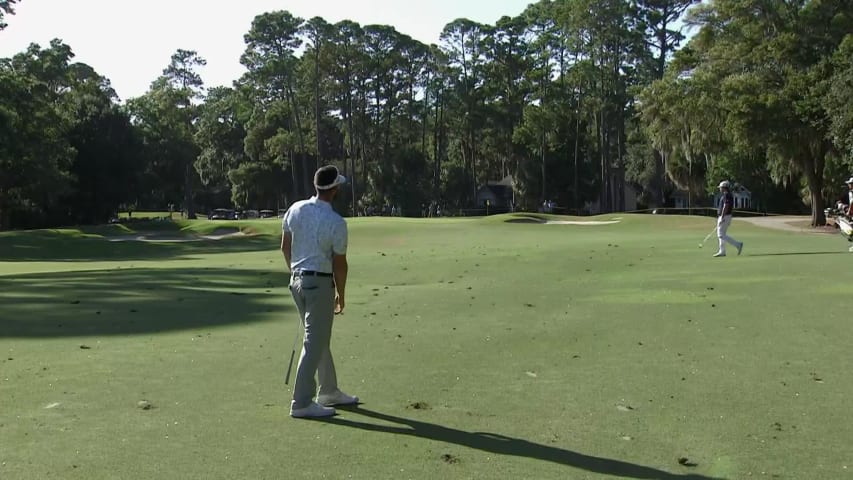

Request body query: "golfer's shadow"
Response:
[322, 407, 725, 480]
[746, 251, 849, 257]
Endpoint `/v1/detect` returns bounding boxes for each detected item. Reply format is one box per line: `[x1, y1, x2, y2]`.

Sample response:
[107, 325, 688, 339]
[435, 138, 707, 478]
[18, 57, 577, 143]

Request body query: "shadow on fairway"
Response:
[0, 230, 279, 262]
[0, 267, 292, 338]
[323, 407, 725, 480]
[747, 251, 849, 257]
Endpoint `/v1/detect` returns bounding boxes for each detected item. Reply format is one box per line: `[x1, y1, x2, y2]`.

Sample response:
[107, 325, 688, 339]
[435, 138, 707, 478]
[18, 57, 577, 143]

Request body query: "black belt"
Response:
[292, 270, 333, 277]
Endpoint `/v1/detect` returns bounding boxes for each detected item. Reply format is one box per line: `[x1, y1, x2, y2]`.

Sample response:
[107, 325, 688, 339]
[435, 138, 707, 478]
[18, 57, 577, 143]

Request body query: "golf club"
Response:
[284, 318, 303, 385]
[699, 225, 717, 248]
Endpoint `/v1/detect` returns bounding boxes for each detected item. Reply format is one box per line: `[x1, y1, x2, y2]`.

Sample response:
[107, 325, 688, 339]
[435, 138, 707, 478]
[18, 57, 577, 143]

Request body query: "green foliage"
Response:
[825, 35, 853, 160]
[194, 86, 250, 189]
[18, 2, 850, 227]
[638, 0, 853, 224]
[0, 41, 76, 228]
[0, 0, 18, 30]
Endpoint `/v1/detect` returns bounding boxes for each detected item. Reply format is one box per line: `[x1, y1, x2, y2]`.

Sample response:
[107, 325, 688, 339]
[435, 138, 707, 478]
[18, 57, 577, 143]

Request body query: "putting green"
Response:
[1, 214, 849, 479]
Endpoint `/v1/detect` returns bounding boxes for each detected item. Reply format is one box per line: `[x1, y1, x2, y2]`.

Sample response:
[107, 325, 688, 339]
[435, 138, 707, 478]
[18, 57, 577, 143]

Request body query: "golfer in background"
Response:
[714, 180, 744, 257]
[281, 165, 358, 418]
[845, 177, 853, 217]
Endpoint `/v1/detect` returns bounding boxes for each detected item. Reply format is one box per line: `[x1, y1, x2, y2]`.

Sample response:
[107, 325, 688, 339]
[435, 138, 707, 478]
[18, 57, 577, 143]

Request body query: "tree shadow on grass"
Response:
[0, 267, 292, 337]
[0, 230, 280, 262]
[322, 407, 726, 480]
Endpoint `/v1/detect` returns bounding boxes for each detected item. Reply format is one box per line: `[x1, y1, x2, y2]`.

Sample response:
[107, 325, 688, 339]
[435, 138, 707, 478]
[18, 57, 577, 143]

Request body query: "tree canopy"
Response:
[2, 0, 852, 229]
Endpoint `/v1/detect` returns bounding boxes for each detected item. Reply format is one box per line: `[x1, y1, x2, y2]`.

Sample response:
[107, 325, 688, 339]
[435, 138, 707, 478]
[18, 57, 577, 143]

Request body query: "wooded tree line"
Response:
[1, 0, 851, 229]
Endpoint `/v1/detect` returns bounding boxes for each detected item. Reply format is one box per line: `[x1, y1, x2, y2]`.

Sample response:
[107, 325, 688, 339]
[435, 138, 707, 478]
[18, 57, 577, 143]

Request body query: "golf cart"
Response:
[824, 205, 853, 252]
[208, 208, 237, 220]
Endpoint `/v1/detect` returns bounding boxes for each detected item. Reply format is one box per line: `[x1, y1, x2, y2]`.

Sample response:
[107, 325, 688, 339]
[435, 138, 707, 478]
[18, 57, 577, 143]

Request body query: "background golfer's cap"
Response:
[315, 166, 346, 190]
[718, 180, 730, 188]
[845, 177, 853, 185]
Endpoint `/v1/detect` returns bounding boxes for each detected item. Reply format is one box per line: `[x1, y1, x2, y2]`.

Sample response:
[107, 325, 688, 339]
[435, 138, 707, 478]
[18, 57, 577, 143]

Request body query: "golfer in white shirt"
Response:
[282, 165, 358, 418]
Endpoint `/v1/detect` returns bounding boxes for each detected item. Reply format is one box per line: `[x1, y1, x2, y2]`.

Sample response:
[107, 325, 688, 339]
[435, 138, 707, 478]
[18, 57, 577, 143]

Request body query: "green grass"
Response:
[117, 211, 173, 219]
[1, 214, 851, 479]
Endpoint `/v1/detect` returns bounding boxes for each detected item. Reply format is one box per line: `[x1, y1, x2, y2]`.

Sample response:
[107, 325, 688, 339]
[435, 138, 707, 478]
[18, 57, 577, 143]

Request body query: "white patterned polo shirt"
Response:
[283, 197, 347, 273]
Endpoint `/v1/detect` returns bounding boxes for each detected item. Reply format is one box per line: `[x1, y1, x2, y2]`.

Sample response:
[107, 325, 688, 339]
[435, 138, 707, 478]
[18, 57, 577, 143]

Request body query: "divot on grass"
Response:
[407, 401, 430, 410]
[441, 454, 460, 464]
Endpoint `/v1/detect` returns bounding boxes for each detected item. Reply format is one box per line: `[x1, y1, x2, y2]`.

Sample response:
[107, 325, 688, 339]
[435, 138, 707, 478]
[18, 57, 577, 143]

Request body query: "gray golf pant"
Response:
[717, 215, 740, 253]
[289, 275, 339, 409]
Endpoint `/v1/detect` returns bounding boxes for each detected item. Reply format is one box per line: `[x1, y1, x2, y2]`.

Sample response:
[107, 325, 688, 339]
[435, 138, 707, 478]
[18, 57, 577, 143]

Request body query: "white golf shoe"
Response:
[713, 252, 726, 257]
[290, 401, 336, 418]
[317, 390, 359, 407]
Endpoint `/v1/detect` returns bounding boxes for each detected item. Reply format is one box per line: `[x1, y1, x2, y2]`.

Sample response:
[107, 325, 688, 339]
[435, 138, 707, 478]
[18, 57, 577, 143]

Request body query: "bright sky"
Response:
[0, 0, 533, 101]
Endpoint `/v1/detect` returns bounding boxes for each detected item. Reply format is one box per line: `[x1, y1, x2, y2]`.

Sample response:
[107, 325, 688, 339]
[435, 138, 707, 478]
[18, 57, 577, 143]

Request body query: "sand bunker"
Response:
[544, 220, 621, 225]
[505, 214, 620, 225]
[107, 229, 247, 243]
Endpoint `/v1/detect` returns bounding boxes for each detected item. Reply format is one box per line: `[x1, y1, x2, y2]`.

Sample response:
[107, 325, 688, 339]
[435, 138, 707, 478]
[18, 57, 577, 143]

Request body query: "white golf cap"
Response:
[845, 177, 853, 185]
[718, 180, 730, 188]
[314, 165, 347, 191]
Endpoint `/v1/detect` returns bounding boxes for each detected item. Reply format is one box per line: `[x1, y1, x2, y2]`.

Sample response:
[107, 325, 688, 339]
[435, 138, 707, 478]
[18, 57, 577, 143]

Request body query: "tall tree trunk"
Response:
[804, 155, 826, 226]
[0, 191, 8, 230]
[290, 150, 300, 202]
[432, 93, 442, 198]
[314, 48, 322, 171]
[286, 82, 309, 196]
[184, 162, 196, 219]
[383, 103, 393, 165]
[470, 129, 478, 205]
[421, 80, 429, 171]
[573, 114, 581, 215]
[360, 139, 368, 207]
[347, 108, 357, 214]
[598, 112, 607, 213]
[540, 130, 547, 203]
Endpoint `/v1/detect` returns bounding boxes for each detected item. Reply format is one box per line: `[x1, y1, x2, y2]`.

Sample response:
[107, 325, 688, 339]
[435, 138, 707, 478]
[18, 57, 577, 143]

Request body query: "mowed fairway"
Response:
[1, 214, 851, 479]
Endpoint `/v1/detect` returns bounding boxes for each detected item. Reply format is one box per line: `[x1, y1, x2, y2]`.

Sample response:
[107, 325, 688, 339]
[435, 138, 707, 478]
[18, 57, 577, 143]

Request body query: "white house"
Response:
[714, 184, 755, 211]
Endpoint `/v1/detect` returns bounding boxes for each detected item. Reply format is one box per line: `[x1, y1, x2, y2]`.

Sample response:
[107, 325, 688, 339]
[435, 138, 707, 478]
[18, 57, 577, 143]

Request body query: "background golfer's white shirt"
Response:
[283, 197, 347, 273]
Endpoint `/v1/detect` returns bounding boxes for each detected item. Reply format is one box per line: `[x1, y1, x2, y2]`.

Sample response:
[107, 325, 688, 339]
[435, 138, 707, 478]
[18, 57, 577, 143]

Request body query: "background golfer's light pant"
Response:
[289, 275, 339, 409]
[717, 215, 739, 253]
